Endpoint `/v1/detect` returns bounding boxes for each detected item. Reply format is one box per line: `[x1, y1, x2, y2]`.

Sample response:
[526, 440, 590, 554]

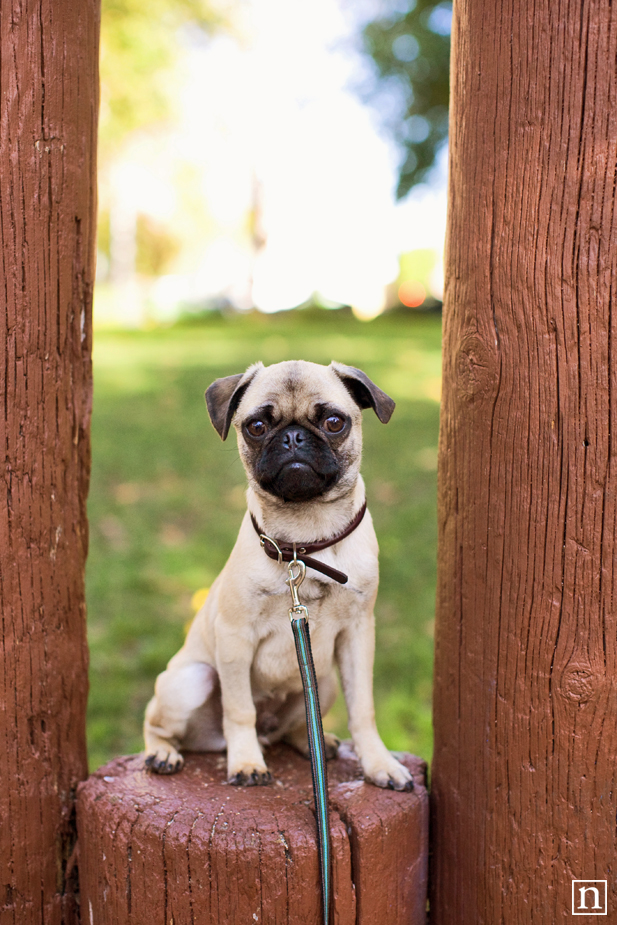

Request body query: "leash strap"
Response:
[287, 560, 331, 925]
[292, 616, 331, 924]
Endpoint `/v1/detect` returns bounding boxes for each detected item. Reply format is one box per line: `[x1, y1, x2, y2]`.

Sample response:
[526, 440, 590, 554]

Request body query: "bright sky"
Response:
[102, 0, 447, 321]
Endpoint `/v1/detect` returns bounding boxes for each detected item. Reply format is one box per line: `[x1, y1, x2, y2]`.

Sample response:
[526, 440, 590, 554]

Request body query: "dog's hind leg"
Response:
[144, 661, 218, 774]
[280, 671, 341, 760]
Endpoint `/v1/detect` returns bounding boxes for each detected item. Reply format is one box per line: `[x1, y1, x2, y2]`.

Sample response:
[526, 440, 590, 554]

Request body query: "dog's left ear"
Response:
[330, 362, 395, 423]
[205, 363, 262, 440]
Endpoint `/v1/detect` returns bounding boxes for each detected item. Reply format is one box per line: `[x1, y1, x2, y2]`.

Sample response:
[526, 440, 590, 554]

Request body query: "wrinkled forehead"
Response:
[236, 360, 354, 421]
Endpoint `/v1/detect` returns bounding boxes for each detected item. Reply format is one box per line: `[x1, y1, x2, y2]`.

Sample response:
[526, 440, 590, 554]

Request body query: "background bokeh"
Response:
[96, 0, 450, 325]
[87, 0, 450, 770]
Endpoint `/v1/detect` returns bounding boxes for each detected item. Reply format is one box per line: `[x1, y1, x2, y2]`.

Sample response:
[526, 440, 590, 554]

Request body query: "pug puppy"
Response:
[143, 360, 413, 791]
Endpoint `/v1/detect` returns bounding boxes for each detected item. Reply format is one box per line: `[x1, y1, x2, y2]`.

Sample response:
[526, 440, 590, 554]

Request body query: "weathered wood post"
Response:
[432, 0, 617, 921]
[0, 2, 99, 922]
[78, 746, 429, 923]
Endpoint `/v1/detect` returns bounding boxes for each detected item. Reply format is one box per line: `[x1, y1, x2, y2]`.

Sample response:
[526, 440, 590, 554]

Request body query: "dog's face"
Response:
[206, 360, 395, 503]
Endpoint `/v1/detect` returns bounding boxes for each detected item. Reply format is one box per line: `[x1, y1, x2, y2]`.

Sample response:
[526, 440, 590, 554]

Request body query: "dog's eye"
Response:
[323, 415, 345, 434]
[246, 420, 267, 438]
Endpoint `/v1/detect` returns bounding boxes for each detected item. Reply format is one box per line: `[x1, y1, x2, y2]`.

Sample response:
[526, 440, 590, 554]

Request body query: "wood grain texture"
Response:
[432, 0, 617, 922]
[77, 745, 428, 925]
[0, 2, 99, 922]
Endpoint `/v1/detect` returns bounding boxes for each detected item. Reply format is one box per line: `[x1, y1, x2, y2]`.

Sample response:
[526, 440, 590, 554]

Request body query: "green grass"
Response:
[86, 307, 441, 771]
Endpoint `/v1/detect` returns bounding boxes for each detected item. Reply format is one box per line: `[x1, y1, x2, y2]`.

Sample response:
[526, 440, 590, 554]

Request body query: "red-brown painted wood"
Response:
[432, 0, 617, 922]
[77, 744, 428, 924]
[0, 2, 99, 922]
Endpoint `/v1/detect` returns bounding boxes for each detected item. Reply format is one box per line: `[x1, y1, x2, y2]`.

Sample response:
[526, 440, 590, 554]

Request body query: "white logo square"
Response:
[572, 880, 607, 915]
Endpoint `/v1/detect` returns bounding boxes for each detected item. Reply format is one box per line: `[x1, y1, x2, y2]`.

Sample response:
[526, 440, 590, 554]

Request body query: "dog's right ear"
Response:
[205, 364, 262, 440]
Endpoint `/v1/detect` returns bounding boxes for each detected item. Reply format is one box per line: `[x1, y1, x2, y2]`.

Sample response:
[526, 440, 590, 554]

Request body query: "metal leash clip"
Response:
[259, 532, 283, 564]
[286, 545, 309, 621]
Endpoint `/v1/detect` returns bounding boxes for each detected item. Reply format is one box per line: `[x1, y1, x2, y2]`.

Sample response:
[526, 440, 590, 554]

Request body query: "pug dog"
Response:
[143, 359, 414, 791]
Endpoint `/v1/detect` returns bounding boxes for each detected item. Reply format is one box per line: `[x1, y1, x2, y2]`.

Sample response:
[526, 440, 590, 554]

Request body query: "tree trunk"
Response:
[431, 0, 617, 922]
[0, 2, 99, 922]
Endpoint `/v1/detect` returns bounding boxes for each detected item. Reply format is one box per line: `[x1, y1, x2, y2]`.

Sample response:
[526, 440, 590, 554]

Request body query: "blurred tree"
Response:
[99, 0, 225, 153]
[362, 0, 451, 198]
[98, 0, 228, 295]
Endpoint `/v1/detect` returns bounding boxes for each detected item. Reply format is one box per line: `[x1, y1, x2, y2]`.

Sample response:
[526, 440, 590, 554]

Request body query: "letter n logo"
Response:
[572, 880, 608, 915]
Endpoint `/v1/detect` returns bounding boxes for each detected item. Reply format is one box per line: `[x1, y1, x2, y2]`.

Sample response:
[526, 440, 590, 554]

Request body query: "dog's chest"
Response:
[250, 582, 361, 693]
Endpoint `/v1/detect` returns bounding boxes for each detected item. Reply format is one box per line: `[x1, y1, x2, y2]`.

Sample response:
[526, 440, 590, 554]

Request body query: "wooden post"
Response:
[77, 745, 429, 924]
[431, 0, 617, 922]
[0, 2, 99, 922]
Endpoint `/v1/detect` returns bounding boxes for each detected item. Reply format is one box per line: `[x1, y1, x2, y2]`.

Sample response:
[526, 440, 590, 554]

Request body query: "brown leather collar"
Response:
[250, 500, 367, 585]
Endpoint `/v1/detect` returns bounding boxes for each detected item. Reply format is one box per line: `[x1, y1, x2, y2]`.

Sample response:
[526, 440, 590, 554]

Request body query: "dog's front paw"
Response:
[145, 747, 184, 775]
[228, 767, 273, 787]
[363, 753, 414, 792]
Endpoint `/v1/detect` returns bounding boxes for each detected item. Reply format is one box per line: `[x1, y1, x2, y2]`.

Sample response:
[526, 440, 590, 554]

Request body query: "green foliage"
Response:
[398, 247, 437, 286]
[99, 0, 223, 151]
[87, 310, 441, 770]
[362, 0, 451, 197]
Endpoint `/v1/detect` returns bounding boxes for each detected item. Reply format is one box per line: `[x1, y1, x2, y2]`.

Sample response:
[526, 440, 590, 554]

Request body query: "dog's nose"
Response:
[282, 428, 306, 451]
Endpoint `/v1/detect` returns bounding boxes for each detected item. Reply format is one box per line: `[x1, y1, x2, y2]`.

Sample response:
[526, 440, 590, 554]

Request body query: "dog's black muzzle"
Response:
[255, 424, 340, 502]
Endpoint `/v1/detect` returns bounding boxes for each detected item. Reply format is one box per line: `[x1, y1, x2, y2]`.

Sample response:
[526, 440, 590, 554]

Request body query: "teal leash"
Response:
[286, 557, 331, 925]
